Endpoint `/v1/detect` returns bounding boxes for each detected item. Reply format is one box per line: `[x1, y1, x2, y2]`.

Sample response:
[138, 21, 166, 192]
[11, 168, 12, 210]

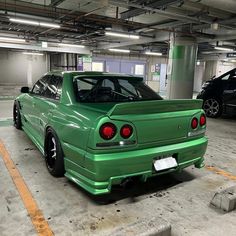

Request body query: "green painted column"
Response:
[167, 36, 198, 99]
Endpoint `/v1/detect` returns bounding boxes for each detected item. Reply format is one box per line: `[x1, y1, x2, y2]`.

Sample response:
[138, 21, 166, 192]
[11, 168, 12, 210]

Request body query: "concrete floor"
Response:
[0, 100, 13, 118]
[0, 100, 236, 236]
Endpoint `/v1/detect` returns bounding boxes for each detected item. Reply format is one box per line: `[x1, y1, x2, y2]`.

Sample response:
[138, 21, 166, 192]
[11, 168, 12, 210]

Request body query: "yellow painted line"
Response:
[206, 165, 236, 181]
[0, 140, 54, 236]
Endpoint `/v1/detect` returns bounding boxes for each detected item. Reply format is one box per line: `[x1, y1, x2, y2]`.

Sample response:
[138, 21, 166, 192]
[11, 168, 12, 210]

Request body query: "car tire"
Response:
[203, 98, 223, 118]
[45, 128, 65, 177]
[13, 101, 22, 129]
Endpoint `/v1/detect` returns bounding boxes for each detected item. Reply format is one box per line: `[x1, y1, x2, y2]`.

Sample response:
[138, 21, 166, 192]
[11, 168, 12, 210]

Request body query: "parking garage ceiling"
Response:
[0, 0, 235, 55]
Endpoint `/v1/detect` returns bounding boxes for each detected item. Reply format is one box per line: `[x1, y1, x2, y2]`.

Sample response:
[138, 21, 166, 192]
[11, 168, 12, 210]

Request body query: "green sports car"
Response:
[14, 71, 207, 195]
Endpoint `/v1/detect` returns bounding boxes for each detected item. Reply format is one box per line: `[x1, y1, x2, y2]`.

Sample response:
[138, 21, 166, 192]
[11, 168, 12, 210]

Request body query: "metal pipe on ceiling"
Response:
[0, 1, 144, 29]
[120, 0, 184, 19]
[110, 0, 234, 30]
[0, 10, 59, 22]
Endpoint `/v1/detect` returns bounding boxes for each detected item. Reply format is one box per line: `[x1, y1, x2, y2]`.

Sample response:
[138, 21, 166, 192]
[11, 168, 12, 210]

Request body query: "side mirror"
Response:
[20, 87, 29, 93]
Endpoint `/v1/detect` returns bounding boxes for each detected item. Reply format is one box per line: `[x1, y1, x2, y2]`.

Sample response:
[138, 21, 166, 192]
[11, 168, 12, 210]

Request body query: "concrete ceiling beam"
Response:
[49, 0, 66, 7]
[110, 0, 211, 24]
[120, 0, 183, 19]
[97, 31, 171, 50]
[198, 34, 236, 43]
[110, 0, 235, 31]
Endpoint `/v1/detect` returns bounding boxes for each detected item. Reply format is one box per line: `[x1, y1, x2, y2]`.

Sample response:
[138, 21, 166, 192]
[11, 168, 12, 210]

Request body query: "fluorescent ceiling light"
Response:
[10, 18, 39, 26]
[214, 46, 234, 51]
[0, 37, 25, 42]
[42, 42, 48, 48]
[211, 22, 219, 30]
[58, 43, 85, 48]
[201, 51, 213, 54]
[23, 52, 44, 56]
[10, 18, 60, 28]
[39, 22, 60, 28]
[223, 62, 234, 65]
[143, 28, 155, 33]
[109, 48, 130, 53]
[145, 51, 162, 56]
[105, 31, 139, 39]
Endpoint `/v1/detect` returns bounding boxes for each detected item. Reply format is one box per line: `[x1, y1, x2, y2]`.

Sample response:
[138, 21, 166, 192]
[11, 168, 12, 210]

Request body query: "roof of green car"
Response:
[46, 70, 143, 80]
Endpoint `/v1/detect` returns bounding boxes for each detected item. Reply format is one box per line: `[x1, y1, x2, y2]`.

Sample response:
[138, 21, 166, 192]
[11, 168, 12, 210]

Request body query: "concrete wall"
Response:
[50, 52, 169, 93]
[202, 60, 218, 82]
[92, 54, 168, 93]
[216, 61, 236, 76]
[50, 53, 78, 71]
[194, 62, 205, 92]
[193, 60, 236, 93]
[146, 56, 168, 93]
[146, 56, 168, 80]
[0, 49, 48, 86]
[93, 53, 147, 73]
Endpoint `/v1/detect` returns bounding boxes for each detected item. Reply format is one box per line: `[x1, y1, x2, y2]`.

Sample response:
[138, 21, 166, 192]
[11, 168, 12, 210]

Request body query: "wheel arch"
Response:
[44, 125, 65, 177]
[13, 99, 22, 129]
[44, 126, 59, 156]
[14, 99, 21, 109]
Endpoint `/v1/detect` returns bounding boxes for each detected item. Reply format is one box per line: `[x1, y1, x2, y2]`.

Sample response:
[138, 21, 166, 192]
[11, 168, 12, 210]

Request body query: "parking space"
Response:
[0, 1, 236, 235]
[1, 101, 236, 235]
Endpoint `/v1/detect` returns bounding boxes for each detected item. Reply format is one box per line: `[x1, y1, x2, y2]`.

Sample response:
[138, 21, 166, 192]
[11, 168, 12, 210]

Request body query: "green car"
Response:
[13, 71, 207, 195]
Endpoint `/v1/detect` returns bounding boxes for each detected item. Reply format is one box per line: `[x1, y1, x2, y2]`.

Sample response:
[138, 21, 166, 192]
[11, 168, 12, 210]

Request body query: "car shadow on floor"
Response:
[207, 114, 236, 123]
[220, 114, 236, 120]
[67, 170, 196, 205]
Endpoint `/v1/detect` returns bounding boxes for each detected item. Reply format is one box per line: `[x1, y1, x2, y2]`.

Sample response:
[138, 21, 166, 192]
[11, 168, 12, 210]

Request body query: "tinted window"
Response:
[221, 73, 231, 81]
[74, 76, 162, 103]
[56, 76, 63, 99]
[44, 75, 63, 100]
[31, 76, 48, 95]
[226, 77, 236, 90]
[119, 79, 140, 97]
[32, 75, 62, 100]
[221, 69, 236, 81]
[229, 69, 236, 80]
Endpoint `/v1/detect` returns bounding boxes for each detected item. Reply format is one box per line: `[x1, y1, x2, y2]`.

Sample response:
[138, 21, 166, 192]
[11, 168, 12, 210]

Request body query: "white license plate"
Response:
[154, 157, 177, 172]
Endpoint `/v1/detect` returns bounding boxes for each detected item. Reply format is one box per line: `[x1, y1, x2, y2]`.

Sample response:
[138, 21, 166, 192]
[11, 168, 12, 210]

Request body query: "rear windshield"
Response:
[74, 76, 162, 103]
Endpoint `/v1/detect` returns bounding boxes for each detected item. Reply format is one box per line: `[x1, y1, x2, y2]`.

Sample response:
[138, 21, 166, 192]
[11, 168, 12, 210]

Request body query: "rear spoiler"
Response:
[107, 99, 203, 116]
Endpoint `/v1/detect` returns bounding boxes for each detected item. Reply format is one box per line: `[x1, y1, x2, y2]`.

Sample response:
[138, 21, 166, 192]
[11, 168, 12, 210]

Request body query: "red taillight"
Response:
[100, 123, 116, 140]
[191, 117, 198, 129]
[200, 114, 206, 126]
[120, 125, 133, 139]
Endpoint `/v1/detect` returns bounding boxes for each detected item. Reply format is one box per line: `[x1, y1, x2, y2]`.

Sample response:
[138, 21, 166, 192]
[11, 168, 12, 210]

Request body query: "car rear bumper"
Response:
[64, 137, 208, 195]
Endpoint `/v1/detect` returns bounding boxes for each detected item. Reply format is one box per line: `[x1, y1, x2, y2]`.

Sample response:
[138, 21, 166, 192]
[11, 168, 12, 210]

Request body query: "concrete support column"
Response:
[203, 60, 218, 82]
[46, 53, 50, 72]
[63, 53, 67, 69]
[167, 36, 198, 99]
[27, 59, 32, 87]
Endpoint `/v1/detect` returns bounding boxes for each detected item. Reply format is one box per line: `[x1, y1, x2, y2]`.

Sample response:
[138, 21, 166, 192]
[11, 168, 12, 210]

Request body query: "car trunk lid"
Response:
[107, 99, 203, 144]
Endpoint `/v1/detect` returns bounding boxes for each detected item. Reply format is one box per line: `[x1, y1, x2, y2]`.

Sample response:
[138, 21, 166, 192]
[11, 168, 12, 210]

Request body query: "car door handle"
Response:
[33, 102, 36, 107]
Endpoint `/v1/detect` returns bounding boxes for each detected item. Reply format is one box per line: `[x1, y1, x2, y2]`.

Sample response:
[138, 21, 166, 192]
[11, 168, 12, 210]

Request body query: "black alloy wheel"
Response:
[13, 101, 22, 129]
[45, 128, 65, 177]
[203, 98, 222, 118]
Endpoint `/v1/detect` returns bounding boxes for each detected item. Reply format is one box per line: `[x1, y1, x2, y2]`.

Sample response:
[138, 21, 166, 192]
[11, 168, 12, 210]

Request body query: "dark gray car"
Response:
[197, 68, 236, 118]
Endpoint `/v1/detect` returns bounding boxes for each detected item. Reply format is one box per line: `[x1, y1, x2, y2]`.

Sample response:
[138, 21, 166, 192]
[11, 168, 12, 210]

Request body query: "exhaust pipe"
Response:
[120, 177, 135, 189]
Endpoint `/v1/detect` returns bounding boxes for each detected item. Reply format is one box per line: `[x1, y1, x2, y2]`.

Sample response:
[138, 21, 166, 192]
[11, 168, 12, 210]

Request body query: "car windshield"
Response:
[74, 76, 162, 103]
